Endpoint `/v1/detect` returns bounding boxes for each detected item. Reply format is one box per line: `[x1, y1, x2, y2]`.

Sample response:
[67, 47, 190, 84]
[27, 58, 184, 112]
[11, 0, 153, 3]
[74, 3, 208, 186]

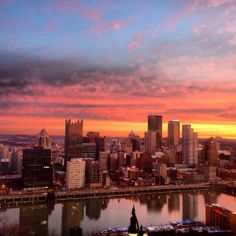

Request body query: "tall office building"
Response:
[144, 131, 157, 155]
[22, 146, 53, 188]
[86, 160, 102, 188]
[182, 124, 198, 165]
[128, 130, 140, 151]
[168, 120, 180, 147]
[64, 119, 83, 164]
[202, 137, 218, 166]
[37, 128, 51, 149]
[66, 158, 86, 190]
[86, 131, 105, 160]
[99, 151, 109, 171]
[148, 115, 162, 149]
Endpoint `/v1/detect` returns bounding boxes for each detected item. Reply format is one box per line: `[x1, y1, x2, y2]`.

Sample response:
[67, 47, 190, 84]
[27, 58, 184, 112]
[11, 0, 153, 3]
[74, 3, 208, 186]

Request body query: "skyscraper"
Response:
[86, 160, 102, 188]
[37, 128, 51, 149]
[202, 137, 218, 166]
[168, 120, 180, 147]
[86, 131, 105, 160]
[182, 124, 198, 165]
[144, 131, 157, 155]
[128, 130, 140, 151]
[64, 119, 83, 164]
[22, 146, 53, 188]
[148, 115, 162, 150]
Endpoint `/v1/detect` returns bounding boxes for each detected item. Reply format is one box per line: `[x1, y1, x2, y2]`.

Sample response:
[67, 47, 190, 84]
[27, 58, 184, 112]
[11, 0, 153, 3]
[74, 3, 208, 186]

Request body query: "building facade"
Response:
[144, 131, 157, 155]
[182, 124, 198, 165]
[148, 115, 162, 150]
[66, 158, 85, 190]
[22, 146, 53, 188]
[168, 119, 180, 147]
[64, 119, 83, 164]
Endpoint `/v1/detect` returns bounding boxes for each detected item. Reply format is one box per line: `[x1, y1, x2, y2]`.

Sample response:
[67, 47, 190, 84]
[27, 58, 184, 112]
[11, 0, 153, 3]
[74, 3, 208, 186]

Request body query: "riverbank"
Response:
[0, 182, 222, 208]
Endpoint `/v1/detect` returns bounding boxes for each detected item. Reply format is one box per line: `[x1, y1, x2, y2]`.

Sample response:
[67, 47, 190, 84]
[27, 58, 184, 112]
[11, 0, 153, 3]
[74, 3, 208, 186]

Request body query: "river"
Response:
[1, 190, 236, 235]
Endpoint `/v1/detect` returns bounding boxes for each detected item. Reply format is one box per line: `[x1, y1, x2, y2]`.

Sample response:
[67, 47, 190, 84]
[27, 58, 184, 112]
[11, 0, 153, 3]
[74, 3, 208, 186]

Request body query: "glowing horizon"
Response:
[0, 116, 235, 139]
[0, 1, 236, 138]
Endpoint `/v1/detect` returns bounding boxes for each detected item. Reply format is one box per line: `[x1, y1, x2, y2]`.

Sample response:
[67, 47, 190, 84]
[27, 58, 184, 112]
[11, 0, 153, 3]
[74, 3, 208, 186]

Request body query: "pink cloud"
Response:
[128, 33, 144, 49]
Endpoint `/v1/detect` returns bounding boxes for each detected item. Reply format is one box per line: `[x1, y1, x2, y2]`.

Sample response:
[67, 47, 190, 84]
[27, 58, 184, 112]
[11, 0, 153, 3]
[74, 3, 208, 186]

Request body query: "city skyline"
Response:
[0, 117, 232, 139]
[0, 1, 236, 138]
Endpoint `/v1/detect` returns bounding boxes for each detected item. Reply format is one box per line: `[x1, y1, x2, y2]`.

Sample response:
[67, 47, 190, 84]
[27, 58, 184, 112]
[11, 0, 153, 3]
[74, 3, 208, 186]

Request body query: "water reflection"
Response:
[168, 193, 180, 212]
[182, 192, 197, 220]
[19, 202, 54, 236]
[146, 194, 167, 212]
[86, 198, 109, 220]
[0, 191, 230, 235]
[204, 191, 219, 205]
[61, 201, 85, 236]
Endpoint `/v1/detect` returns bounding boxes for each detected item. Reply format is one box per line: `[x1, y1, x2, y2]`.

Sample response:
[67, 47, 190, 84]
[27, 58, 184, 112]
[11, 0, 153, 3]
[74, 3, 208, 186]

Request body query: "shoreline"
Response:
[0, 183, 224, 208]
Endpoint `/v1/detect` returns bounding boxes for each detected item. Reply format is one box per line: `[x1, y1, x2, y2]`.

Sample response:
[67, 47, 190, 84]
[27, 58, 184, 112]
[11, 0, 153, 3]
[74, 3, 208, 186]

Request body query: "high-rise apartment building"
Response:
[64, 119, 83, 164]
[182, 125, 198, 165]
[66, 158, 85, 190]
[144, 131, 157, 155]
[148, 115, 162, 149]
[168, 120, 180, 147]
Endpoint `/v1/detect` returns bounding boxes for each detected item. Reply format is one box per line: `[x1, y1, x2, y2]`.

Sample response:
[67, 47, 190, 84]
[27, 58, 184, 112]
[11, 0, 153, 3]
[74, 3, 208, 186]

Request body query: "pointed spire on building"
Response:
[37, 128, 51, 149]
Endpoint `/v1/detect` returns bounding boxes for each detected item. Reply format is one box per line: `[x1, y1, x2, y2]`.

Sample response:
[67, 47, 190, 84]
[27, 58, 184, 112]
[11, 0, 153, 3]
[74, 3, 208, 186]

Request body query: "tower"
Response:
[168, 120, 180, 148]
[182, 124, 198, 165]
[202, 137, 218, 166]
[64, 119, 83, 164]
[148, 115, 162, 150]
[144, 131, 157, 155]
[37, 128, 51, 149]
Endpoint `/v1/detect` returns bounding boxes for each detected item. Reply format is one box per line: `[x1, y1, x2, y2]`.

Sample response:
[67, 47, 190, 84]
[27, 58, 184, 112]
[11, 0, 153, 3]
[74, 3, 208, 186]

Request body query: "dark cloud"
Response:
[0, 100, 163, 110]
[0, 51, 138, 97]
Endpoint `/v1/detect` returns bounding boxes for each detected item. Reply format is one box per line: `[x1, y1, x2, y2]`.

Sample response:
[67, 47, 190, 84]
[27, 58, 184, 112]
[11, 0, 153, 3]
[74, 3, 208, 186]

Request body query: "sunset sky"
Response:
[0, 0, 236, 138]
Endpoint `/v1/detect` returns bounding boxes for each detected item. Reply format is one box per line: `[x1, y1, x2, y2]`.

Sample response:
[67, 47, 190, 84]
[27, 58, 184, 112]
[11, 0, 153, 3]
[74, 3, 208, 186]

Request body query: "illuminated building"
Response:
[206, 204, 236, 232]
[66, 158, 85, 190]
[148, 115, 162, 150]
[168, 119, 180, 147]
[182, 124, 198, 165]
[0, 144, 9, 160]
[37, 128, 51, 149]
